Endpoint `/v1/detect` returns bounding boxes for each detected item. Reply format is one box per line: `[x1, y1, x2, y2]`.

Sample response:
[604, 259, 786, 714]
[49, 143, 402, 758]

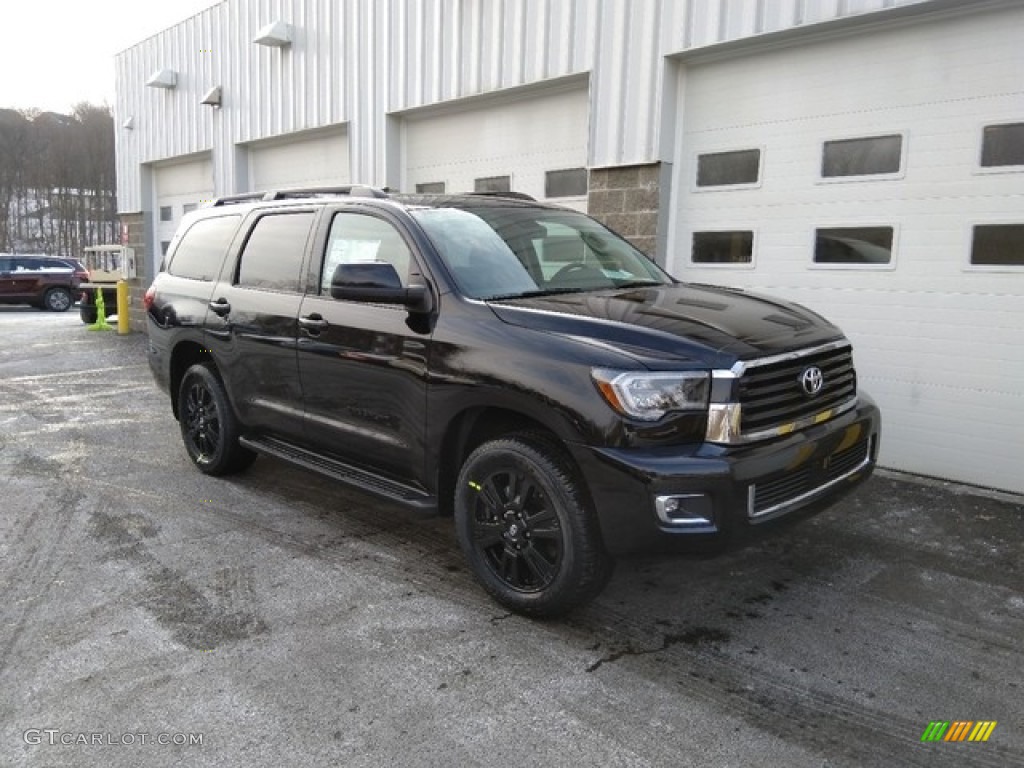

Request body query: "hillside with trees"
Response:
[0, 103, 117, 258]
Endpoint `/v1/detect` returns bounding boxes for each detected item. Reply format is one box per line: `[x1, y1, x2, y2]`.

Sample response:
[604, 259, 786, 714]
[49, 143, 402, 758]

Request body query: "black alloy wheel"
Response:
[177, 363, 255, 476]
[455, 434, 612, 617]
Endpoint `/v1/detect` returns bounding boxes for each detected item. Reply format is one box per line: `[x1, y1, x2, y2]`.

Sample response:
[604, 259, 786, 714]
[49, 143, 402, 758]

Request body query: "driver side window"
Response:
[321, 213, 411, 295]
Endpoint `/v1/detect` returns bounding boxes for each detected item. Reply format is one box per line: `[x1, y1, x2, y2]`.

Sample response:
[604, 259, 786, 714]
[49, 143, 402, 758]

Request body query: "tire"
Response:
[454, 433, 613, 617]
[42, 287, 72, 312]
[177, 363, 256, 476]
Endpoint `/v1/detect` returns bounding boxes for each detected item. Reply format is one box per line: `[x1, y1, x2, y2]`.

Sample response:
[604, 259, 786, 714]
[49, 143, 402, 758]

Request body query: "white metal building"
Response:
[115, 0, 1024, 494]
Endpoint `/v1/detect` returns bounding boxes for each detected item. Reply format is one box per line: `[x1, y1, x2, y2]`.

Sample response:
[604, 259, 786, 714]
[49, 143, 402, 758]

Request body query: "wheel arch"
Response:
[169, 341, 215, 420]
[435, 406, 578, 517]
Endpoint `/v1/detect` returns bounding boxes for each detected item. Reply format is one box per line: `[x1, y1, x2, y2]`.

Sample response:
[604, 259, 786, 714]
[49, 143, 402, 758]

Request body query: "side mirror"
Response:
[330, 262, 433, 312]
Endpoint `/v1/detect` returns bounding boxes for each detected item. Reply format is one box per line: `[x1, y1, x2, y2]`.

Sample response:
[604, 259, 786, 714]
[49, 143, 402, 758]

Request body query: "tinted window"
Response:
[474, 176, 511, 193]
[971, 224, 1024, 266]
[814, 227, 893, 264]
[321, 213, 412, 294]
[822, 135, 902, 177]
[416, 182, 445, 193]
[696, 150, 760, 187]
[412, 206, 669, 299]
[167, 215, 241, 281]
[236, 212, 315, 292]
[981, 123, 1024, 167]
[692, 231, 754, 263]
[545, 168, 588, 198]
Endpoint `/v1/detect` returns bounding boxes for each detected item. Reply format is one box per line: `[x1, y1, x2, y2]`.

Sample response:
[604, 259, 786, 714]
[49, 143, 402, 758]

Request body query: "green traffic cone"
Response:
[88, 288, 113, 331]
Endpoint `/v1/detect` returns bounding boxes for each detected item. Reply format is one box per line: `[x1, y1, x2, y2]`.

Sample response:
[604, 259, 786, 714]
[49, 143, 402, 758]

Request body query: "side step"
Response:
[239, 435, 437, 513]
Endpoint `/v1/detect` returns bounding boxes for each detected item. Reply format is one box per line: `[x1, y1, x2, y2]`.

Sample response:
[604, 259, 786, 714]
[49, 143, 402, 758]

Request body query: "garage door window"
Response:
[475, 176, 511, 194]
[696, 150, 761, 187]
[821, 135, 902, 178]
[416, 182, 446, 193]
[692, 231, 754, 264]
[159, 205, 174, 222]
[167, 215, 241, 281]
[236, 212, 315, 292]
[814, 227, 893, 266]
[980, 123, 1024, 168]
[970, 224, 1024, 267]
[545, 168, 588, 198]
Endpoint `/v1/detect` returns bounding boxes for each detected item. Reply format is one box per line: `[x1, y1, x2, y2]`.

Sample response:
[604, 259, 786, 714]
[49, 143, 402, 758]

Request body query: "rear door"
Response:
[205, 208, 317, 441]
[296, 208, 433, 484]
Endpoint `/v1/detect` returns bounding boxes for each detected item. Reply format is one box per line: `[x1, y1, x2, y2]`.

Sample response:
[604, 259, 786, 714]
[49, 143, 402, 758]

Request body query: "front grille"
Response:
[738, 344, 856, 436]
[750, 437, 871, 518]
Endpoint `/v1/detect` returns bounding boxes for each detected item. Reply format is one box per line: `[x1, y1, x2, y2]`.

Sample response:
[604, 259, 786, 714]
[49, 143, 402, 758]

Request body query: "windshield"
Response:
[411, 206, 672, 300]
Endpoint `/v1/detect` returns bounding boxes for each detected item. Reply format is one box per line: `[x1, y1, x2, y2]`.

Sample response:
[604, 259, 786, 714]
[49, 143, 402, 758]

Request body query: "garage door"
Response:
[248, 129, 350, 191]
[155, 156, 214, 269]
[667, 8, 1024, 493]
[403, 84, 590, 211]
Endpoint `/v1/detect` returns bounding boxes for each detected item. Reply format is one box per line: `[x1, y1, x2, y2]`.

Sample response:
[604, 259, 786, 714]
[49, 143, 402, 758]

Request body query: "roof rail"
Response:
[464, 191, 536, 201]
[211, 185, 391, 207]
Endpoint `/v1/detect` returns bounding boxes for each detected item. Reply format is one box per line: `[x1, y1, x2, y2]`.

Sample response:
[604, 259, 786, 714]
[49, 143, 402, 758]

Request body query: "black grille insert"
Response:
[739, 345, 856, 435]
[750, 438, 871, 517]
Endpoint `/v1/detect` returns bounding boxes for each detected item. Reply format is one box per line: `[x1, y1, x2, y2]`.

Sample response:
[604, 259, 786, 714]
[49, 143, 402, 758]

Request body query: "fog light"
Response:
[654, 493, 713, 527]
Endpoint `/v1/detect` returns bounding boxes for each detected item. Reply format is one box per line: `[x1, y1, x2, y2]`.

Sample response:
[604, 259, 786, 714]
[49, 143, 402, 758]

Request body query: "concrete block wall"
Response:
[588, 164, 661, 259]
[118, 212, 149, 333]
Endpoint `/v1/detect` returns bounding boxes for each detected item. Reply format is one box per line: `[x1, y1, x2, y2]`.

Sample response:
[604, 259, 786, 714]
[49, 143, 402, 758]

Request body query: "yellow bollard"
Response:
[117, 280, 130, 335]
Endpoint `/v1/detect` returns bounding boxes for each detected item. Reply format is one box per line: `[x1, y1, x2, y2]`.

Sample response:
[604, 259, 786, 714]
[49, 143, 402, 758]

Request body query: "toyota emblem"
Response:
[801, 366, 824, 396]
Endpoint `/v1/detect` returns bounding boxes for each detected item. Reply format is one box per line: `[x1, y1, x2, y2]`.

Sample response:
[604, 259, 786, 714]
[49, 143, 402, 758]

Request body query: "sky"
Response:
[1, 0, 224, 114]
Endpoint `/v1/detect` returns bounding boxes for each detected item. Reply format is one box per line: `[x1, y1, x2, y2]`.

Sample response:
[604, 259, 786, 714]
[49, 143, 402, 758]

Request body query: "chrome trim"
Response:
[726, 338, 851, 378]
[747, 436, 875, 521]
[654, 494, 712, 527]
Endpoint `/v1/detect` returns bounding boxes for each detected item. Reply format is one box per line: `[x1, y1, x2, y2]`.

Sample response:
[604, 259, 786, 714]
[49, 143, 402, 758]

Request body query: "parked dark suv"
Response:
[146, 187, 881, 616]
[0, 255, 87, 312]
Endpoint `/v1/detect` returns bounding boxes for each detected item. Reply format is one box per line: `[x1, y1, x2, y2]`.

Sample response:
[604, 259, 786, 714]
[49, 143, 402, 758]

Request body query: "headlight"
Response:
[592, 369, 710, 421]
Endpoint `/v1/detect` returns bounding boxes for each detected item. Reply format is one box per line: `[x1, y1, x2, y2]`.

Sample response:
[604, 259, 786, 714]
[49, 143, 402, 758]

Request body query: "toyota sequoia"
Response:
[146, 187, 881, 617]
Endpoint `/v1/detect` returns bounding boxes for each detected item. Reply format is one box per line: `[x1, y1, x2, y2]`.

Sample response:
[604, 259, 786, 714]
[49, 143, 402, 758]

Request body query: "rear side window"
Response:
[167, 215, 241, 281]
[236, 212, 315, 293]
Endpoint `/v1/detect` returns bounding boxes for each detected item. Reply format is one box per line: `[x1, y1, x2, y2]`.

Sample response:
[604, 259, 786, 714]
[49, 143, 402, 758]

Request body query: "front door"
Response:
[297, 210, 432, 485]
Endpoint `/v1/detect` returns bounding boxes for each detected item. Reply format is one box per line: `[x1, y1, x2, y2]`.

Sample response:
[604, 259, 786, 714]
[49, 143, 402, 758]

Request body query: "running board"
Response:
[239, 435, 437, 513]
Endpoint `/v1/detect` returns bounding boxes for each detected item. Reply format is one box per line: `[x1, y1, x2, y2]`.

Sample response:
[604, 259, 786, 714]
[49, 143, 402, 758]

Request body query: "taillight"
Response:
[143, 285, 156, 311]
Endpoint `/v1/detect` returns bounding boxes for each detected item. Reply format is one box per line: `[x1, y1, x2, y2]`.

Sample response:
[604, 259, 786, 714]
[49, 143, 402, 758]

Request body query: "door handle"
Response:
[299, 313, 329, 332]
[208, 298, 231, 317]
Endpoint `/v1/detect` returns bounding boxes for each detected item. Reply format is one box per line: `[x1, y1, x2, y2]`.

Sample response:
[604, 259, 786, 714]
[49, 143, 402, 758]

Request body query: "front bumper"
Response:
[569, 393, 881, 555]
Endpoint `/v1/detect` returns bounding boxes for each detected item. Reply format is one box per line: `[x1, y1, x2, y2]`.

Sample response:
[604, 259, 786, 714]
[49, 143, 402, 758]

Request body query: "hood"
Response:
[488, 283, 844, 368]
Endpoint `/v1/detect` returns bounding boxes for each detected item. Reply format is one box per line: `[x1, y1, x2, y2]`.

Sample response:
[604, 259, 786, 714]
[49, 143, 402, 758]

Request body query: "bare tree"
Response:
[0, 103, 116, 257]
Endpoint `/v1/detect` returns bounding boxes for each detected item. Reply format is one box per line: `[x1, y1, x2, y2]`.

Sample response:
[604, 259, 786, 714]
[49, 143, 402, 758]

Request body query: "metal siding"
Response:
[116, 0, 940, 211]
[668, 7, 1024, 493]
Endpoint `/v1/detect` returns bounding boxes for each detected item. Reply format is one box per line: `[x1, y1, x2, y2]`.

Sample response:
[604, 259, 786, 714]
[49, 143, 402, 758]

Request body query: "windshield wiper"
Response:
[612, 280, 664, 289]
[485, 288, 592, 301]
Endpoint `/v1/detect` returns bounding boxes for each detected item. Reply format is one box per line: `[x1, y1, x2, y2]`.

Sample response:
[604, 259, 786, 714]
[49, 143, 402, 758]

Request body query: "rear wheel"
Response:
[454, 434, 613, 617]
[178, 363, 256, 475]
[42, 287, 72, 312]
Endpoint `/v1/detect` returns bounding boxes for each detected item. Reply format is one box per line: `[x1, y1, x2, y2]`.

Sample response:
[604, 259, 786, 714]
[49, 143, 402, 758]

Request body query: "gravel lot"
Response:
[2, 307, 1022, 767]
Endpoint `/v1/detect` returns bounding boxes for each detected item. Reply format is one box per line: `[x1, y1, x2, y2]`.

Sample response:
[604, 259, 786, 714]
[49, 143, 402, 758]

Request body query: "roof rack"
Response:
[211, 185, 390, 207]
[464, 191, 536, 201]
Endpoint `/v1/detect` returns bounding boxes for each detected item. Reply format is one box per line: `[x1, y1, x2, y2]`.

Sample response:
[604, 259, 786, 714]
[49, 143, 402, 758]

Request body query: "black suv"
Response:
[146, 187, 880, 616]
[0, 255, 87, 312]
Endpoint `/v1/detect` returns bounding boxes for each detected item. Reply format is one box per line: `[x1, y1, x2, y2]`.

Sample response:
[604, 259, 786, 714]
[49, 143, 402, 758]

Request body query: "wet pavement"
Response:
[1, 307, 1022, 767]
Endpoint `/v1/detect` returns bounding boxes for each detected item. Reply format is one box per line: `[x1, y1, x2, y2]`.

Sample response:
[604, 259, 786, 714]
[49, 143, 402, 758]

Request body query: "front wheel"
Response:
[42, 287, 72, 312]
[454, 434, 613, 617]
[177, 363, 256, 476]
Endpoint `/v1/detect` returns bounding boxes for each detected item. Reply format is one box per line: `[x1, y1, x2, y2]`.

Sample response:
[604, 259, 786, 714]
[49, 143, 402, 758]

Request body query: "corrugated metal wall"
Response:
[114, 0, 932, 212]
